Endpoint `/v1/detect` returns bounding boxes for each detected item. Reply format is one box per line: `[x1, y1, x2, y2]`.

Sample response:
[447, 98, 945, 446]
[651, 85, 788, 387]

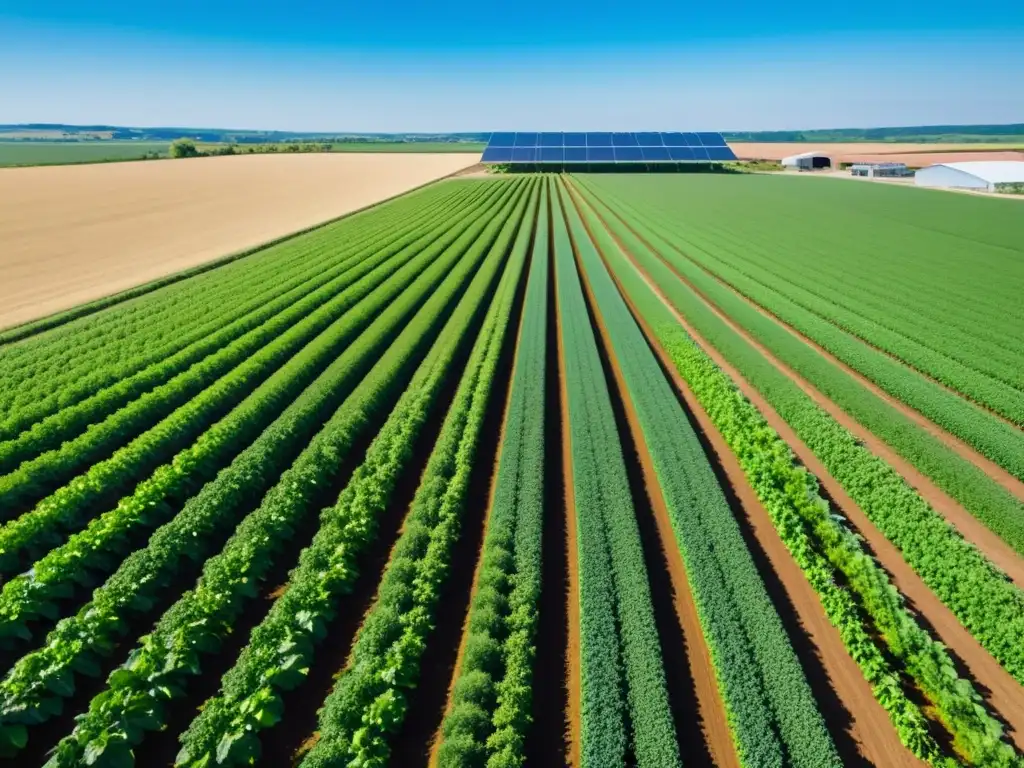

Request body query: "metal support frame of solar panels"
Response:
[480, 132, 737, 164]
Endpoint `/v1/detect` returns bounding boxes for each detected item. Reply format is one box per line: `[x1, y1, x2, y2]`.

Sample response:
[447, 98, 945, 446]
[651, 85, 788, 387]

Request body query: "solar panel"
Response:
[635, 132, 663, 146]
[488, 132, 516, 147]
[512, 147, 538, 162]
[480, 130, 733, 163]
[539, 147, 564, 163]
[668, 146, 696, 161]
[641, 146, 672, 161]
[706, 146, 737, 161]
[481, 147, 514, 162]
[696, 132, 726, 146]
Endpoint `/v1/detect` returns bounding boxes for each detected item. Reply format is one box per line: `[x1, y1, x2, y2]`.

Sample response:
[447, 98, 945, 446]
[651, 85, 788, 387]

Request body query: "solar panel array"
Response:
[481, 131, 737, 163]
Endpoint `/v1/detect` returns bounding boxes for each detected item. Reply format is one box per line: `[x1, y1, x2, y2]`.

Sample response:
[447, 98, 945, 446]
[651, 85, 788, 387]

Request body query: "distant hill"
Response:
[0, 124, 490, 144]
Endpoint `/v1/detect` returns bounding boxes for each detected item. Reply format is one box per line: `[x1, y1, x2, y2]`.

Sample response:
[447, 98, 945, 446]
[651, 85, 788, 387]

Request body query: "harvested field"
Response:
[0, 171, 1021, 768]
[731, 141, 1024, 166]
[0, 152, 476, 329]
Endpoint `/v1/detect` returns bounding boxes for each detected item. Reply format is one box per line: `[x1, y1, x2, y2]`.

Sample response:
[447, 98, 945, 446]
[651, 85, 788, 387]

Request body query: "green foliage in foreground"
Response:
[298, 186, 534, 768]
[436, 184, 549, 768]
[566, 179, 838, 768]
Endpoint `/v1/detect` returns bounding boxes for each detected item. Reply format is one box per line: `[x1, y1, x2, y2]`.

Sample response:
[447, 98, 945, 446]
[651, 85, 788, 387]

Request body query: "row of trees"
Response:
[169, 138, 334, 159]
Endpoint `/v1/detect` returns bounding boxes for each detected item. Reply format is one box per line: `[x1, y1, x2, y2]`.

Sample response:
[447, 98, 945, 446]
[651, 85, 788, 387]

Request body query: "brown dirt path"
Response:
[0, 153, 477, 330]
[677, 251, 1024, 500]
[565, 181, 923, 767]
[595, 217, 1024, 752]
[561, 185, 741, 768]
[554, 244, 583, 768]
[627, 229, 1024, 591]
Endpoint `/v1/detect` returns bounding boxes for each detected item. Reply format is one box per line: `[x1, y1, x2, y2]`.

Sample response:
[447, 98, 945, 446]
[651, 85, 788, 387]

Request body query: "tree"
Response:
[169, 138, 200, 158]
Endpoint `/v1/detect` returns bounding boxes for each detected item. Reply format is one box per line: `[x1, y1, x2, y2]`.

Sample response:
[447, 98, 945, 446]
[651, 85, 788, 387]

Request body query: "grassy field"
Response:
[0, 140, 484, 168]
[0, 141, 169, 167]
[0, 174, 1021, 768]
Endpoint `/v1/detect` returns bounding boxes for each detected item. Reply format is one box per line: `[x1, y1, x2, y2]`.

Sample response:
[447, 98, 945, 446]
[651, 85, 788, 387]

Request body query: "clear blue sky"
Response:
[2, 1, 1022, 132]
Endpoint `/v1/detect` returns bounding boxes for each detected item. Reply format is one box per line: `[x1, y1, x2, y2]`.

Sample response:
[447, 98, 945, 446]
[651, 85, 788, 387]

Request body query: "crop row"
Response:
[564, 179, 839, 768]
[295, 185, 538, 768]
[0, 182, 511, 587]
[435, 182, 550, 768]
[582, 181, 1024, 557]
[0, 182, 478, 443]
[0, 180, 529, 758]
[571, 177, 1023, 763]
[45, 179, 539, 767]
[553, 182, 681, 768]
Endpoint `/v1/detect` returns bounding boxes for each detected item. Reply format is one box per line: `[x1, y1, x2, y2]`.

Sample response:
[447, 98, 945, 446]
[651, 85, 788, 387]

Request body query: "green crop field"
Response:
[0, 141, 170, 167]
[0, 172, 1021, 768]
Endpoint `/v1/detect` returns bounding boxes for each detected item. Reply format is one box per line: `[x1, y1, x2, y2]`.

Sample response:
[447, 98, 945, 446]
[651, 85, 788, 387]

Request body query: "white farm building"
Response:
[915, 161, 1024, 192]
[781, 150, 832, 169]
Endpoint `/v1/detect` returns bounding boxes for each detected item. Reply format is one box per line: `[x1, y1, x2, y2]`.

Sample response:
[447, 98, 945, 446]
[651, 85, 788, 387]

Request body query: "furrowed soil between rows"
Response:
[592, 202, 1024, 752]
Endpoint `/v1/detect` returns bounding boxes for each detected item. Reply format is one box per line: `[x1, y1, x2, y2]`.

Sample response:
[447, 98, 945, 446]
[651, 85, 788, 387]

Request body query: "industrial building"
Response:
[915, 161, 1024, 192]
[850, 162, 911, 178]
[780, 150, 831, 169]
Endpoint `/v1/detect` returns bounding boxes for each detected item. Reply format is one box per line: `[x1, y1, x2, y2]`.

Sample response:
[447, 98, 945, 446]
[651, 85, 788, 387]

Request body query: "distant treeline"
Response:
[725, 124, 1024, 143]
[0, 124, 490, 145]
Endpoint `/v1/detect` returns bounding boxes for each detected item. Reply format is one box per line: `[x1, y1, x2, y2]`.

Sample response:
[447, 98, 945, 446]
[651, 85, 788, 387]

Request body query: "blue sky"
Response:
[1, 1, 1023, 132]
